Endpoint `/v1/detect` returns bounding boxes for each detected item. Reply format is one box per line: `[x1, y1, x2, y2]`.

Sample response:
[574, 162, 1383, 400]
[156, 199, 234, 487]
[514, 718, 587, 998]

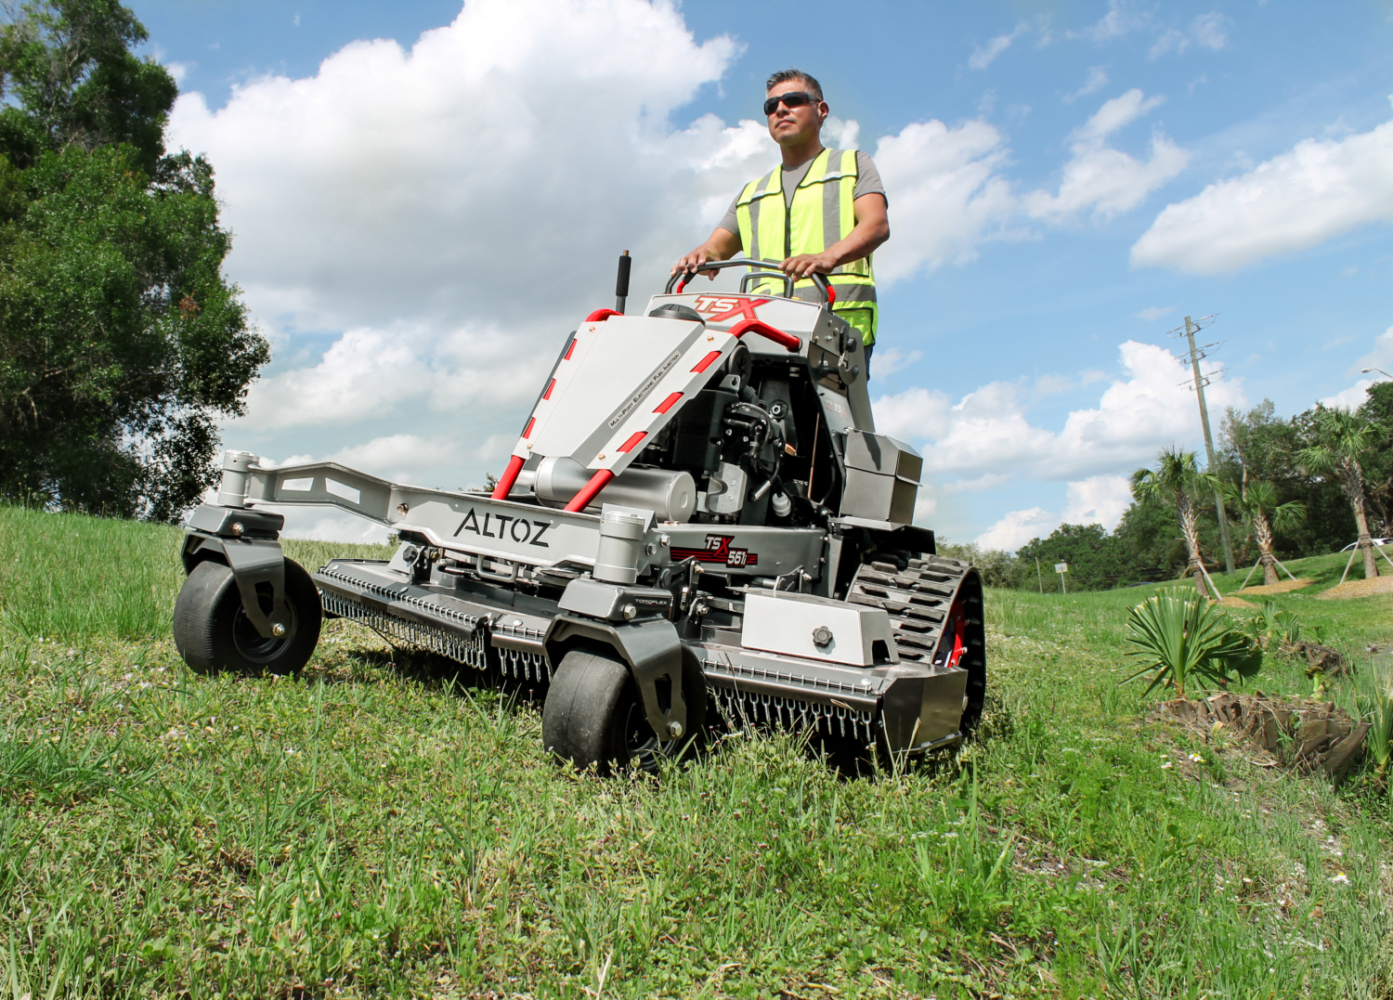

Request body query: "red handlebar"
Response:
[728, 318, 802, 352]
[585, 309, 623, 323]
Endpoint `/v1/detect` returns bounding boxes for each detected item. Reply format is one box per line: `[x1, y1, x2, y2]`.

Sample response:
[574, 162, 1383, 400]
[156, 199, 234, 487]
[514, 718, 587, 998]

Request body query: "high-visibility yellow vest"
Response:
[734, 148, 878, 345]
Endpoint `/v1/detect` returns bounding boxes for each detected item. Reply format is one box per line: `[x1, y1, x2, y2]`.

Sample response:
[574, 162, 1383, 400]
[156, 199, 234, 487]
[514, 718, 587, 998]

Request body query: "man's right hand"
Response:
[671, 227, 741, 279]
[671, 246, 719, 280]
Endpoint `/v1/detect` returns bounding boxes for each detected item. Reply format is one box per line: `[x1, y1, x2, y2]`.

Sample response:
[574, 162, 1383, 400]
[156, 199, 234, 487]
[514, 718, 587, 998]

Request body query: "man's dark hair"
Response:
[765, 68, 823, 101]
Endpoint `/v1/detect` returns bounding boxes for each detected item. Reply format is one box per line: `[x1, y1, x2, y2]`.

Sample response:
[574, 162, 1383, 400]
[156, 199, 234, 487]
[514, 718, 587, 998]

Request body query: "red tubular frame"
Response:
[491, 454, 526, 500]
[585, 309, 623, 323]
[564, 469, 614, 512]
[728, 318, 802, 352]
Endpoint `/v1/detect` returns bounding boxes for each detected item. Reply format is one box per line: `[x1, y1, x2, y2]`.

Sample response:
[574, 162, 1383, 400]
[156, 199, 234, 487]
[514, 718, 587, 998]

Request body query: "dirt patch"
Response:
[1158, 692, 1369, 783]
[1317, 575, 1393, 600]
[1219, 595, 1257, 609]
[1238, 578, 1312, 595]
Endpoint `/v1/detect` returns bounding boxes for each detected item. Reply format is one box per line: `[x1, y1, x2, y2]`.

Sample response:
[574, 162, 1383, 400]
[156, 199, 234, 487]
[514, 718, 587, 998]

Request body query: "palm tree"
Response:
[1132, 447, 1221, 598]
[1224, 480, 1306, 587]
[1297, 406, 1379, 580]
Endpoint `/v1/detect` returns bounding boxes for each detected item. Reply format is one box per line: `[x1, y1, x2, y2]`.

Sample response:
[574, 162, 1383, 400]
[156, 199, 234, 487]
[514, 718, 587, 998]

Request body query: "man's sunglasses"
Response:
[763, 91, 817, 116]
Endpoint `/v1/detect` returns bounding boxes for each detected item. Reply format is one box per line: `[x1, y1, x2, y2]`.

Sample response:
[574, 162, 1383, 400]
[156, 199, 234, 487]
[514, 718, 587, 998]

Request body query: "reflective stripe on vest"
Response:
[735, 148, 878, 344]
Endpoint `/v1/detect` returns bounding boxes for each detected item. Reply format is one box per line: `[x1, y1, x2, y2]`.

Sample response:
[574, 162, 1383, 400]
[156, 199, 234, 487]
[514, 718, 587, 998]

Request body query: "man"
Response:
[672, 69, 890, 367]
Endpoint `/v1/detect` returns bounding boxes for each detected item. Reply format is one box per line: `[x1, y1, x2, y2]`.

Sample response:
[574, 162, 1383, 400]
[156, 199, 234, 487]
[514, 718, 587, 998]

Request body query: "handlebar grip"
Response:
[729, 318, 802, 352]
[615, 251, 631, 299]
[665, 259, 834, 305]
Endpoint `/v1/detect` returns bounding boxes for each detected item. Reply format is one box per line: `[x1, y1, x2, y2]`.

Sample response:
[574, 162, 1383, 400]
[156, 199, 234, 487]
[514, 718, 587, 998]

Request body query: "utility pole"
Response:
[1173, 315, 1236, 575]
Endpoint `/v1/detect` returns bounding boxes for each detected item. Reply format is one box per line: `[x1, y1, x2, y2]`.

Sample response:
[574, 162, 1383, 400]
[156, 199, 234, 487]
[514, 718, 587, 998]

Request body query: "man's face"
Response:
[765, 78, 826, 149]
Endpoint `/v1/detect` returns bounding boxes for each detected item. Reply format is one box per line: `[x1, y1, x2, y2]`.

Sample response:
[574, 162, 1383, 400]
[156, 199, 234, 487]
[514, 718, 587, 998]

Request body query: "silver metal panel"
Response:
[510, 314, 745, 480]
[844, 430, 923, 481]
[239, 460, 628, 573]
[705, 461, 748, 516]
[741, 591, 898, 666]
[662, 525, 824, 577]
[840, 468, 919, 524]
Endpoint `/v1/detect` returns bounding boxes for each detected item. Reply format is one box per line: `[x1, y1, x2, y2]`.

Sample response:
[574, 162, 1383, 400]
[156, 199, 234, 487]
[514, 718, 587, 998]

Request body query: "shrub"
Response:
[1122, 589, 1263, 700]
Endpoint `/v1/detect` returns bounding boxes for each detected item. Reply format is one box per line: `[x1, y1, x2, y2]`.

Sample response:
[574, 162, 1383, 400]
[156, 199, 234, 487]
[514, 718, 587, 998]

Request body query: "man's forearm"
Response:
[825, 217, 890, 269]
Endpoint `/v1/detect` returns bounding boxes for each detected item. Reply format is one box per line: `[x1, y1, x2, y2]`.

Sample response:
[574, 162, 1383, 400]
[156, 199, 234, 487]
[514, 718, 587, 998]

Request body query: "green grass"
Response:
[3, 507, 1393, 997]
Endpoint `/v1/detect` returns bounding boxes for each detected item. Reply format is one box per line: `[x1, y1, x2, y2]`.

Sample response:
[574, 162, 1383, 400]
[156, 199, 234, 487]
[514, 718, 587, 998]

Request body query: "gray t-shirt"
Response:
[716, 149, 885, 237]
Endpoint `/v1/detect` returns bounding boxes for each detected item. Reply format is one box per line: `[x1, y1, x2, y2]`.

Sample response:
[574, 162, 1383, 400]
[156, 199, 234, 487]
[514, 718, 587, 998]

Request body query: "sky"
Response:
[129, 0, 1393, 547]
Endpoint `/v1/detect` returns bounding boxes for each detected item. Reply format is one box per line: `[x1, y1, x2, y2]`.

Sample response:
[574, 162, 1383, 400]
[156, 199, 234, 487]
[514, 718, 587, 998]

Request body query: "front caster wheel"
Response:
[542, 645, 707, 776]
[173, 558, 322, 676]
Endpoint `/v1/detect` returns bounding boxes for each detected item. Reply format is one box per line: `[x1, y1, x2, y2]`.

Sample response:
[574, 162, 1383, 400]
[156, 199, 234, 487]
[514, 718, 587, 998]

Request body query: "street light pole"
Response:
[1184, 315, 1236, 575]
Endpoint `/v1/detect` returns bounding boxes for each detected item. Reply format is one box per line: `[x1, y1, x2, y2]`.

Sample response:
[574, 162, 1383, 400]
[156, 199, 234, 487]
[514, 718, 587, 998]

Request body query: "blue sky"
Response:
[130, 0, 1393, 546]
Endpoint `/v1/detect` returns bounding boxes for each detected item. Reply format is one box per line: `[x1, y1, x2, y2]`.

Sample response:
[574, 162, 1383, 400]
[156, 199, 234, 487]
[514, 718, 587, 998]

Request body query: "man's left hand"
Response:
[780, 251, 839, 279]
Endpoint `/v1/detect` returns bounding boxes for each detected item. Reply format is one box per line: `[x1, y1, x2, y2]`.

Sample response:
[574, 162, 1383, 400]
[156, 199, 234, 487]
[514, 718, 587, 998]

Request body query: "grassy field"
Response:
[3, 504, 1393, 998]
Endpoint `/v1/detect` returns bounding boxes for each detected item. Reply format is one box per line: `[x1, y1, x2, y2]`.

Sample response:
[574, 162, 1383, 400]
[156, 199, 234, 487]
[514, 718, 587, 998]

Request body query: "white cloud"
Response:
[974, 474, 1133, 551]
[976, 507, 1058, 551]
[969, 24, 1028, 70]
[1062, 475, 1133, 528]
[1076, 89, 1165, 142]
[1033, 374, 1077, 396]
[1148, 28, 1189, 59]
[1131, 108, 1393, 274]
[232, 323, 548, 431]
[1319, 325, 1393, 410]
[1320, 380, 1375, 411]
[169, 0, 746, 342]
[874, 339, 1246, 489]
[1024, 91, 1190, 223]
[1064, 66, 1109, 103]
[1079, 0, 1148, 42]
[918, 381, 1056, 479]
[869, 346, 922, 378]
[271, 507, 394, 545]
[872, 119, 1018, 282]
[1050, 340, 1244, 477]
[1356, 325, 1393, 374]
[1190, 12, 1229, 51]
[165, 61, 192, 84]
[873, 387, 952, 442]
[1136, 305, 1174, 321]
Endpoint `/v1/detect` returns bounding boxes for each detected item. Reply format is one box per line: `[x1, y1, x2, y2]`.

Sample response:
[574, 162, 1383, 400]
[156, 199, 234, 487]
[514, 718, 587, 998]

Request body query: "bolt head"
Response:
[271, 623, 287, 637]
[667, 721, 684, 738]
[231, 522, 244, 536]
[395, 503, 409, 516]
[622, 603, 638, 620]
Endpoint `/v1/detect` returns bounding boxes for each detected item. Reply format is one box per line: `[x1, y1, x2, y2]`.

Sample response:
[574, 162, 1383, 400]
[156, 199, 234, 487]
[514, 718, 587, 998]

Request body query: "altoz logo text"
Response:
[453, 508, 551, 547]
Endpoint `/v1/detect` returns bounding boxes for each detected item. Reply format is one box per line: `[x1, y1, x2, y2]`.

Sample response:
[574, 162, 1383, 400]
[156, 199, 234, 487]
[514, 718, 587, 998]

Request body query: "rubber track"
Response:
[846, 555, 972, 662]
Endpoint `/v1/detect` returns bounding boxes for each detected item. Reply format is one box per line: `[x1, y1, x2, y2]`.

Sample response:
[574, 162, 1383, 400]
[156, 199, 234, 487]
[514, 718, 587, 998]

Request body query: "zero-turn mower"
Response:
[173, 257, 985, 772]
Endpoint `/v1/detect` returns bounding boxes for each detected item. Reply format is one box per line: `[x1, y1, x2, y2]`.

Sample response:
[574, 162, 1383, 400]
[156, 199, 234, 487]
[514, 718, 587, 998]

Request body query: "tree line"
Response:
[948, 383, 1393, 592]
[0, 0, 266, 521]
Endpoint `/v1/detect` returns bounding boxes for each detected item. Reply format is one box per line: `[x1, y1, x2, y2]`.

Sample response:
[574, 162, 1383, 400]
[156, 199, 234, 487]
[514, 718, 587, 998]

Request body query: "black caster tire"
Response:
[173, 558, 322, 676]
[543, 645, 707, 776]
